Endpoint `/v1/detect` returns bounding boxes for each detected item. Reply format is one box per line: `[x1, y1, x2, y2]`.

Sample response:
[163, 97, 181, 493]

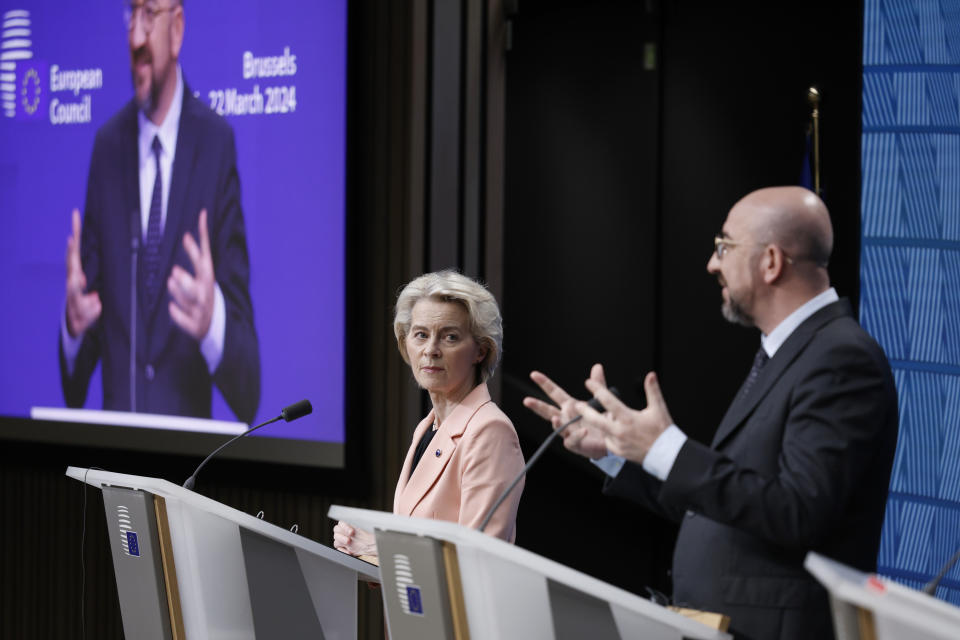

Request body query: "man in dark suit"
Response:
[60, 0, 260, 423]
[525, 187, 898, 639]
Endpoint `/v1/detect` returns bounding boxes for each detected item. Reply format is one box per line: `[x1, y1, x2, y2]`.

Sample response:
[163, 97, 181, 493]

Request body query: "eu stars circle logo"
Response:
[20, 67, 39, 115]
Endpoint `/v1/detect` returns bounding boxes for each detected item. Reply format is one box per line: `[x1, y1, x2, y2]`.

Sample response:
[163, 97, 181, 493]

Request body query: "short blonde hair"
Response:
[394, 270, 503, 382]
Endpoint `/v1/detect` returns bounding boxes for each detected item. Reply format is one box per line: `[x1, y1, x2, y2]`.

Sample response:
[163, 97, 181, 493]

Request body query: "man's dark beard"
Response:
[134, 73, 164, 115]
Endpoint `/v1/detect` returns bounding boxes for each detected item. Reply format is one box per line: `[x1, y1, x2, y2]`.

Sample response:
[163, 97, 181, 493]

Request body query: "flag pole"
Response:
[807, 86, 821, 196]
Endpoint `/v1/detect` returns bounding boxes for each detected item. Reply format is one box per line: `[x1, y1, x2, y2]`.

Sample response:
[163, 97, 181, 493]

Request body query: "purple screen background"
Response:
[0, 2, 347, 443]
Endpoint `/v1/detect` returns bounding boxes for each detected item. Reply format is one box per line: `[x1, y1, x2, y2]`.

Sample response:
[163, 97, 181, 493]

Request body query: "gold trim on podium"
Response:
[153, 495, 186, 640]
[441, 541, 471, 640]
[856, 606, 878, 640]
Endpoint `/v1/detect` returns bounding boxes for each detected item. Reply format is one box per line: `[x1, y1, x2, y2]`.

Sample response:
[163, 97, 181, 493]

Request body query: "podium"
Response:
[67, 467, 379, 639]
[329, 505, 732, 640]
[805, 552, 960, 640]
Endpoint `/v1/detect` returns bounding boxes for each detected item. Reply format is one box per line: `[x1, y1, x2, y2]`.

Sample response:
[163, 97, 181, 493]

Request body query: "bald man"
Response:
[526, 187, 898, 640]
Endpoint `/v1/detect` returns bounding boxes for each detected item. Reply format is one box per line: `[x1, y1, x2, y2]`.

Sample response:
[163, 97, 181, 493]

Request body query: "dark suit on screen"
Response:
[605, 300, 898, 640]
[59, 87, 260, 423]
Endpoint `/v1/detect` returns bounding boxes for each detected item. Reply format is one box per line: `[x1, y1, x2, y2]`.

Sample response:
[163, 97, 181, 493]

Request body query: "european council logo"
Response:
[393, 553, 424, 616]
[116, 505, 141, 557]
[1, 9, 34, 119]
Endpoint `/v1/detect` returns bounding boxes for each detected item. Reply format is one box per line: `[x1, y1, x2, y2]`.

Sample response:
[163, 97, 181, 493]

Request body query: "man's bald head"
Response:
[709, 186, 834, 333]
[735, 186, 833, 270]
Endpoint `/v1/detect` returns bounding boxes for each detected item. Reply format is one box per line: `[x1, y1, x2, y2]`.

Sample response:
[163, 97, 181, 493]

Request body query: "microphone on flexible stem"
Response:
[129, 212, 139, 413]
[477, 387, 620, 533]
[183, 399, 313, 490]
[923, 547, 960, 596]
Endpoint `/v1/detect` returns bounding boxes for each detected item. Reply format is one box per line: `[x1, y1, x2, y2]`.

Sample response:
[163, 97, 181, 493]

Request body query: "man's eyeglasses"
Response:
[713, 235, 795, 264]
[124, 2, 178, 34]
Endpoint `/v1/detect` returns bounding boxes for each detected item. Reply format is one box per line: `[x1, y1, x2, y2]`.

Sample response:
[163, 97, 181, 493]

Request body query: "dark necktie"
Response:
[144, 136, 164, 304]
[739, 346, 769, 401]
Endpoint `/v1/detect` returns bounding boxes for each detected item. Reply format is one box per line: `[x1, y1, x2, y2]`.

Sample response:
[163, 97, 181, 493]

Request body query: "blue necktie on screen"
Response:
[144, 136, 164, 305]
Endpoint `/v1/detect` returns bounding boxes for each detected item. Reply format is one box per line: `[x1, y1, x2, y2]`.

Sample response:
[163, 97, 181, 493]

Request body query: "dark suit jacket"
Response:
[59, 86, 260, 423]
[605, 299, 898, 640]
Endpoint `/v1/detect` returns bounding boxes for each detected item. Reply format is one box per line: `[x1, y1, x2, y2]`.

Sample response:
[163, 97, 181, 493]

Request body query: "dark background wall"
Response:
[501, 0, 863, 597]
[0, 1, 864, 637]
[501, 0, 668, 595]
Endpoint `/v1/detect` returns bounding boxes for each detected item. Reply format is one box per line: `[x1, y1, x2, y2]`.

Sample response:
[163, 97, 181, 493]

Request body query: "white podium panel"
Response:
[805, 552, 960, 640]
[69, 467, 378, 639]
[330, 505, 731, 640]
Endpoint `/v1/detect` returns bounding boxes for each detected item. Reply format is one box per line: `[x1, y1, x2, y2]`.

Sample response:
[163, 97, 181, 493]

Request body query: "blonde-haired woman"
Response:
[334, 271, 525, 559]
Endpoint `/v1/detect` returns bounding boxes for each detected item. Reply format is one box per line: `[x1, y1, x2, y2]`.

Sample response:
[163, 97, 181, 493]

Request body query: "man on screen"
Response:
[59, 0, 260, 423]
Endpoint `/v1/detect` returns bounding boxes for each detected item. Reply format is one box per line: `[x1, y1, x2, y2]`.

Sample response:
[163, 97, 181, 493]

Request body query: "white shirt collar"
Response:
[138, 65, 183, 166]
[761, 287, 839, 358]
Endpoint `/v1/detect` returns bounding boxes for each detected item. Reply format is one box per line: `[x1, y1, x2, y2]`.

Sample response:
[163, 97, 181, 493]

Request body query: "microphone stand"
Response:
[183, 416, 281, 490]
[183, 400, 312, 490]
[478, 388, 618, 533]
[129, 216, 139, 413]
[923, 547, 960, 596]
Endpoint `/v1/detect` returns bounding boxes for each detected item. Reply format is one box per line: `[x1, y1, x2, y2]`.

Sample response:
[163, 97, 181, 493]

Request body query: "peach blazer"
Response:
[393, 383, 525, 542]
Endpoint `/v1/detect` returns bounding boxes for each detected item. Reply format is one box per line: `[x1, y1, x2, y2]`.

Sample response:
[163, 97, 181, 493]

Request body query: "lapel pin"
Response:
[435, 449, 441, 457]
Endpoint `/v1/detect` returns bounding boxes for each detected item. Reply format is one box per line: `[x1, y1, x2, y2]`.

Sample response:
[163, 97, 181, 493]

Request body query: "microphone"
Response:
[477, 387, 619, 533]
[183, 399, 313, 490]
[923, 547, 960, 595]
[281, 399, 312, 422]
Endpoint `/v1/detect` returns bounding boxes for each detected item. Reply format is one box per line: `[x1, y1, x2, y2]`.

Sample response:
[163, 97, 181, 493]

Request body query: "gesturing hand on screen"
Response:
[65, 208, 102, 338]
[168, 209, 215, 341]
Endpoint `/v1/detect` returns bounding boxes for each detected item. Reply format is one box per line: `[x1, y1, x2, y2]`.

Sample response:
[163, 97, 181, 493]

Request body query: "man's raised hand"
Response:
[65, 209, 102, 337]
[523, 365, 611, 459]
[168, 209, 215, 341]
[579, 371, 674, 463]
